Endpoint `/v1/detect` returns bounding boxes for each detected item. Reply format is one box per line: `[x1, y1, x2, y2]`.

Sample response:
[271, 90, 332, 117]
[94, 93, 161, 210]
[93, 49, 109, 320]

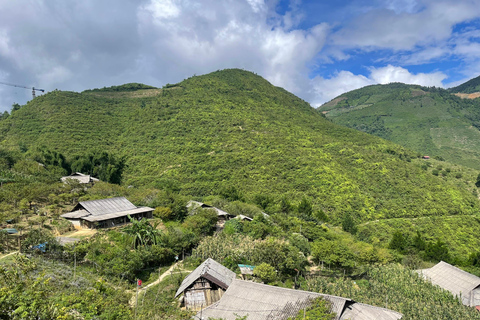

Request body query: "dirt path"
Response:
[0, 251, 18, 260]
[129, 262, 187, 307]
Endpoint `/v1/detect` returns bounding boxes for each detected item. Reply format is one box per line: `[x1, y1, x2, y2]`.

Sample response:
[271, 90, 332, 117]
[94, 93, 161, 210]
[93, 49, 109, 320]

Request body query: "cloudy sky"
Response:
[0, 0, 480, 112]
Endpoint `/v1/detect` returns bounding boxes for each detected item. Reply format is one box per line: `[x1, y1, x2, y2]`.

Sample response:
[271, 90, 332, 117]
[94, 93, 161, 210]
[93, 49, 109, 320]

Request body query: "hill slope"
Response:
[319, 82, 480, 169]
[449, 75, 480, 94]
[0, 69, 478, 223]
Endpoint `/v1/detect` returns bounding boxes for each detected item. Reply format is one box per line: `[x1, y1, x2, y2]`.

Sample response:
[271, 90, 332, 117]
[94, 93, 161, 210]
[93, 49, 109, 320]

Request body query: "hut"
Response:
[198, 279, 403, 320]
[61, 172, 99, 184]
[187, 201, 235, 230]
[417, 261, 480, 307]
[60, 197, 153, 229]
[175, 258, 236, 311]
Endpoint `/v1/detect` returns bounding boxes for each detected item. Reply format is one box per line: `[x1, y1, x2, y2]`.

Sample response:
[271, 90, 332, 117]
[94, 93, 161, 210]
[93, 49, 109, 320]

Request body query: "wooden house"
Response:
[60, 197, 153, 229]
[175, 258, 236, 311]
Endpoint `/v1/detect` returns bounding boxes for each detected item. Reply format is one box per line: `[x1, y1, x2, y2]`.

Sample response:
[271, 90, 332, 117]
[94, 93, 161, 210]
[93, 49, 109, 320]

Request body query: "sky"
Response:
[1, 0, 480, 112]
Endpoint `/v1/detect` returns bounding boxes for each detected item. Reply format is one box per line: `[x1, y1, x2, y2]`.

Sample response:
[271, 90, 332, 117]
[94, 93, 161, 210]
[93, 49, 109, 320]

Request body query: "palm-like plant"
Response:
[122, 215, 161, 249]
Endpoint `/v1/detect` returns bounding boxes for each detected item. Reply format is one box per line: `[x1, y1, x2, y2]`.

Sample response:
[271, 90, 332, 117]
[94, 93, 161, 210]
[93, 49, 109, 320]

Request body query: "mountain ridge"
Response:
[0, 69, 478, 224]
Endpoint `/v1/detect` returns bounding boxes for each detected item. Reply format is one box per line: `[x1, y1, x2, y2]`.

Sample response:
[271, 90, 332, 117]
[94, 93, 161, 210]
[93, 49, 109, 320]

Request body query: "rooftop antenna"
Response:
[0, 81, 45, 99]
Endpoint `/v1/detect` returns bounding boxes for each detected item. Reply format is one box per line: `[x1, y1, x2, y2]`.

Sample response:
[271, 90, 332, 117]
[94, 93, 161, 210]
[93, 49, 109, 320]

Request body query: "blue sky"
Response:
[0, 0, 480, 111]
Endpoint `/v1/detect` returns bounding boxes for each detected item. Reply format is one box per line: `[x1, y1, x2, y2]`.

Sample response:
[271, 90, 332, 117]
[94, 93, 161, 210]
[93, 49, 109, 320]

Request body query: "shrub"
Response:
[253, 263, 276, 283]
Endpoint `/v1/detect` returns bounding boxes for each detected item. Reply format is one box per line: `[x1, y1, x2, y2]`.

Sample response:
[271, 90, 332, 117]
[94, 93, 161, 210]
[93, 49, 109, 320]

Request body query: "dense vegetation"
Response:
[0, 69, 479, 225]
[449, 75, 480, 93]
[319, 81, 480, 170]
[2, 69, 480, 319]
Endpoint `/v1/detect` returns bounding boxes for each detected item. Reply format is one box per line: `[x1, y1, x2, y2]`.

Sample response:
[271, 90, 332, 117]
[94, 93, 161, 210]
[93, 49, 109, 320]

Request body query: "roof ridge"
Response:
[351, 302, 403, 315]
[232, 279, 352, 301]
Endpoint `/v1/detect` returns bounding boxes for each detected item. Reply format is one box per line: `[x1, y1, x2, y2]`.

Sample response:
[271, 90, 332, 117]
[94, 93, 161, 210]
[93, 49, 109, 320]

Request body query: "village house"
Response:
[177, 258, 403, 320]
[175, 258, 236, 311]
[417, 261, 480, 307]
[60, 197, 153, 229]
[61, 172, 99, 184]
[187, 201, 235, 230]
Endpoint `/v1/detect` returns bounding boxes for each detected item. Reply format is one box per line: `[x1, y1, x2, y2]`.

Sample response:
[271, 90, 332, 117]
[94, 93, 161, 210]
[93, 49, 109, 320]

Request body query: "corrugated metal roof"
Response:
[198, 280, 402, 320]
[78, 197, 137, 216]
[417, 261, 480, 306]
[60, 210, 90, 219]
[81, 207, 153, 222]
[175, 258, 236, 298]
[340, 302, 403, 320]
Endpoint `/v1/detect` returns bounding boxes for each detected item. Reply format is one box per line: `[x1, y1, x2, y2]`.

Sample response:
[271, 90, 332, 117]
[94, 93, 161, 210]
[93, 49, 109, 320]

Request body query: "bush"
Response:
[253, 262, 276, 283]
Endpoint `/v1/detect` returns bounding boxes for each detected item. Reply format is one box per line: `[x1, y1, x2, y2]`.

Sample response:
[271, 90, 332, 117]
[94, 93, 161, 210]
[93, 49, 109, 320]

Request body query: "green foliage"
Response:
[289, 297, 335, 320]
[311, 239, 355, 269]
[341, 213, 357, 234]
[83, 82, 157, 92]
[123, 216, 161, 248]
[306, 264, 480, 320]
[0, 69, 477, 224]
[71, 151, 125, 184]
[449, 75, 480, 93]
[388, 230, 408, 253]
[224, 218, 243, 235]
[320, 81, 480, 171]
[253, 262, 276, 283]
[0, 255, 132, 319]
[22, 228, 59, 252]
[424, 239, 451, 262]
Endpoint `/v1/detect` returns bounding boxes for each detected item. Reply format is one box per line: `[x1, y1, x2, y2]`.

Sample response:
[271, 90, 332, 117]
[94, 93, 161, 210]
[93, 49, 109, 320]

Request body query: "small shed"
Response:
[61, 172, 99, 184]
[175, 258, 236, 311]
[61, 197, 153, 229]
[417, 261, 480, 307]
[422, 156, 430, 160]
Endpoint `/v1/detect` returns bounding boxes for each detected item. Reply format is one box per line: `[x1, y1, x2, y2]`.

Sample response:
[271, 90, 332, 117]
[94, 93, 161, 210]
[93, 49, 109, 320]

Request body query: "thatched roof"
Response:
[198, 279, 403, 320]
[175, 258, 236, 298]
[417, 261, 480, 306]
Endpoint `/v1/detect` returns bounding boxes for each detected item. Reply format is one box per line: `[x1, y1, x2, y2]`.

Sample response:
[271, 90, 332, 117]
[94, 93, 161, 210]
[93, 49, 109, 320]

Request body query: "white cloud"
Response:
[311, 65, 447, 106]
[332, 0, 480, 51]
[137, 0, 329, 98]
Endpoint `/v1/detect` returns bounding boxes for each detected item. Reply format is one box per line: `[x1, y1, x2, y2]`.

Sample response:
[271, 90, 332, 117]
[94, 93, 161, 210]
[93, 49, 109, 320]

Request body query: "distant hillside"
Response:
[0, 69, 478, 224]
[449, 75, 480, 94]
[319, 81, 480, 170]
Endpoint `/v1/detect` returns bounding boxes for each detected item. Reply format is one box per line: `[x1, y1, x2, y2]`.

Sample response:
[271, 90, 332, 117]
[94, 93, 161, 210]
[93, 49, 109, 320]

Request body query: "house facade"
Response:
[175, 258, 237, 311]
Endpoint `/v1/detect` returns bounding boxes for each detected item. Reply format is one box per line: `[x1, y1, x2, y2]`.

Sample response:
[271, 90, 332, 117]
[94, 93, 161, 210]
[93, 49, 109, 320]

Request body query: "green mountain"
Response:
[0, 69, 478, 224]
[449, 75, 480, 94]
[319, 81, 480, 169]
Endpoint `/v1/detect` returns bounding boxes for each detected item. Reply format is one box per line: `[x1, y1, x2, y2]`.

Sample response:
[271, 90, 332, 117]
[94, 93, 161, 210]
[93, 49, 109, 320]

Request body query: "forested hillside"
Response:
[2, 69, 480, 319]
[319, 80, 480, 170]
[0, 69, 478, 225]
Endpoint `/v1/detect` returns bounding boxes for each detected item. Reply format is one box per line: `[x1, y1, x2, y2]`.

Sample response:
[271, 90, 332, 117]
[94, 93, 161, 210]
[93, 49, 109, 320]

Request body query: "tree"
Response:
[298, 196, 313, 217]
[289, 297, 335, 320]
[342, 213, 357, 234]
[424, 239, 450, 262]
[122, 216, 161, 248]
[253, 263, 276, 283]
[388, 230, 408, 253]
[476, 173, 480, 188]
